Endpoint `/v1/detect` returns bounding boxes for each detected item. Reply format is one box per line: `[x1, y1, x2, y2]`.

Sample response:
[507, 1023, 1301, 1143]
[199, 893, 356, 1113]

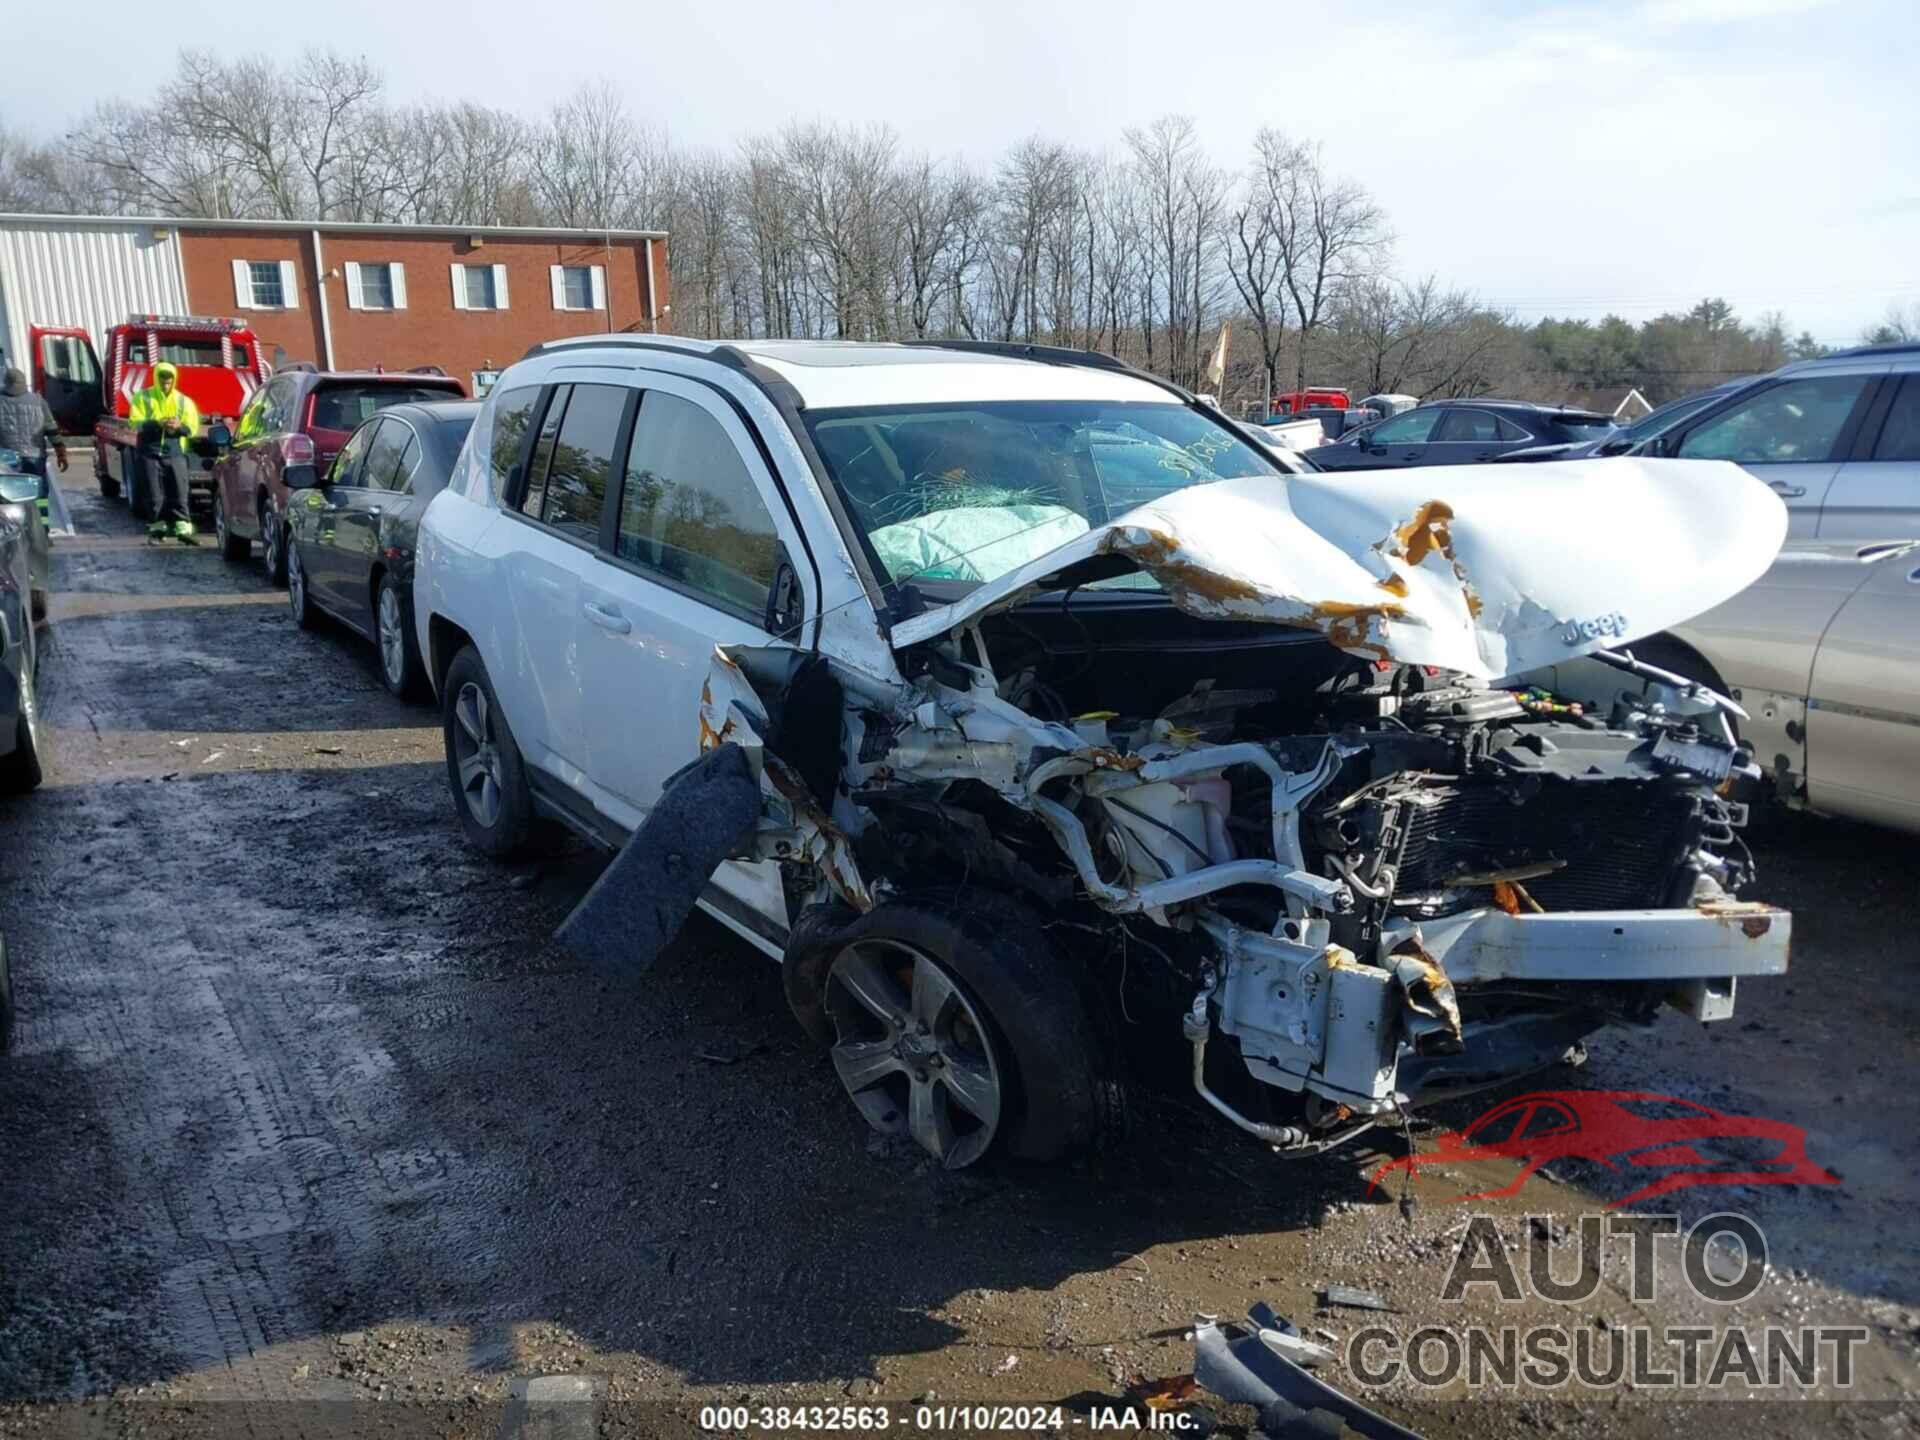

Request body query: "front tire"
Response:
[441, 646, 536, 858]
[804, 890, 1124, 1168]
[287, 543, 317, 630]
[215, 491, 249, 561]
[374, 574, 426, 701]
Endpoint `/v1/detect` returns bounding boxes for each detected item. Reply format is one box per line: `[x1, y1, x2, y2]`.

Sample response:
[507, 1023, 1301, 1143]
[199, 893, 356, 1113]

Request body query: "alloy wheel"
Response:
[378, 586, 405, 687]
[452, 682, 504, 828]
[824, 939, 1004, 1168]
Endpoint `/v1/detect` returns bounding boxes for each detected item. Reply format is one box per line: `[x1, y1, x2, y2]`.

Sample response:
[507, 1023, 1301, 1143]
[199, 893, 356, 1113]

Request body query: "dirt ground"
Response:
[1, 462, 1917, 1439]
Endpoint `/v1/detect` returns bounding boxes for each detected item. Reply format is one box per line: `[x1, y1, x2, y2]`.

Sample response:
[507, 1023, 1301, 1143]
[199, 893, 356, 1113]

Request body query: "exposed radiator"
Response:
[1391, 779, 1698, 913]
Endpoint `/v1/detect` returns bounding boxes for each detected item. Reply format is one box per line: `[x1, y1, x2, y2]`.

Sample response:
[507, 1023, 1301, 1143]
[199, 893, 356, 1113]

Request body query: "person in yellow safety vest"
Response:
[128, 360, 201, 543]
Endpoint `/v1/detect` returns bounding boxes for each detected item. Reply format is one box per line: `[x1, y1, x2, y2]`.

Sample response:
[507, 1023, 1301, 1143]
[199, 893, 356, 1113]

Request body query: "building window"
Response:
[347, 261, 406, 311]
[550, 264, 605, 311]
[453, 263, 509, 311]
[249, 261, 286, 308]
[234, 259, 297, 310]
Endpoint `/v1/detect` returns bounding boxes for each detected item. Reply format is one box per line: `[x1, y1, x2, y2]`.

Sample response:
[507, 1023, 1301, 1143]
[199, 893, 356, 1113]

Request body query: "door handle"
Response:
[583, 601, 632, 635]
[366, 505, 381, 517]
[1768, 481, 1807, 498]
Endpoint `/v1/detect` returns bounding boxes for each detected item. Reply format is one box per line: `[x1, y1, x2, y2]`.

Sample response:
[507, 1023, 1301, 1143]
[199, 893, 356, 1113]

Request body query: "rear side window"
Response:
[1870, 377, 1920, 462]
[487, 387, 539, 500]
[1677, 375, 1871, 464]
[616, 391, 781, 618]
[537, 383, 626, 543]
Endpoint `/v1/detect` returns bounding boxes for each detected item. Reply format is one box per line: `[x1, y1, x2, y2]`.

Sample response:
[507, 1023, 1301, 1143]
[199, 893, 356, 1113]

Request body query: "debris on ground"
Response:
[1318, 1283, 1398, 1313]
[1192, 1304, 1423, 1440]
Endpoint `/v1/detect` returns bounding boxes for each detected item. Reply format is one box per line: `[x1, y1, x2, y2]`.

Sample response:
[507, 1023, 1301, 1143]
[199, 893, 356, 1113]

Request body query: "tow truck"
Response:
[29, 315, 269, 520]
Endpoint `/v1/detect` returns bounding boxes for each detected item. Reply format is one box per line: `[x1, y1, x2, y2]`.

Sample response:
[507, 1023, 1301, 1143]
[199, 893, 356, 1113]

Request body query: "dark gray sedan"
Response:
[282, 400, 479, 699]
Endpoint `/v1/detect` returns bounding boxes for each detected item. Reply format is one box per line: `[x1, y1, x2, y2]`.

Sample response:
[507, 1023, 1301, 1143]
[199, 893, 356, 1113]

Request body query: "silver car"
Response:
[1635, 342, 1920, 540]
[1528, 539, 1920, 835]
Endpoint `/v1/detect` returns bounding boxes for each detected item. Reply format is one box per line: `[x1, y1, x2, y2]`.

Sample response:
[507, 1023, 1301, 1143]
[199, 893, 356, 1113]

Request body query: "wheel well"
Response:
[1628, 632, 1732, 699]
[428, 615, 473, 698]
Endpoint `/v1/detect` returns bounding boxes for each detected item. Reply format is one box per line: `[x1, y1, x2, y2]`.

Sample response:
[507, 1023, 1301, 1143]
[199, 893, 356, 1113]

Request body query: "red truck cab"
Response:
[1269, 387, 1350, 417]
[28, 315, 268, 518]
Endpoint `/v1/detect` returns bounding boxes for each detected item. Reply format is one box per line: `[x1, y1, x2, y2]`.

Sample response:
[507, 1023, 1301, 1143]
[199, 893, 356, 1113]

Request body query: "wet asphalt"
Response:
[1, 462, 1917, 1438]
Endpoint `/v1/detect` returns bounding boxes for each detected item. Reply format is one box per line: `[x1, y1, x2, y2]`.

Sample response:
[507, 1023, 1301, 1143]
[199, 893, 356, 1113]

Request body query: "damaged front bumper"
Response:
[1202, 903, 1789, 1131]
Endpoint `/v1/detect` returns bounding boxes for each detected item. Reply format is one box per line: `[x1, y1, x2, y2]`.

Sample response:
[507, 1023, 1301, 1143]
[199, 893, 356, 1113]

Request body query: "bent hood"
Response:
[886, 457, 1787, 680]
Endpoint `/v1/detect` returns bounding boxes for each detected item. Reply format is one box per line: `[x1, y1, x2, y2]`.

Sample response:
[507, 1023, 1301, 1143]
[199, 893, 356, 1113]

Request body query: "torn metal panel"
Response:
[700, 646, 877, 914]
[888, 458, 1787, 679]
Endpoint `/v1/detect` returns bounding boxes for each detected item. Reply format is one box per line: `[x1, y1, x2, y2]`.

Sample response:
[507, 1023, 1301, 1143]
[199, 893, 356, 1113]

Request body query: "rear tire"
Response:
[441, 646, 536, 858]
[123, 449, 149, 519]
[215, 491, 249, 561]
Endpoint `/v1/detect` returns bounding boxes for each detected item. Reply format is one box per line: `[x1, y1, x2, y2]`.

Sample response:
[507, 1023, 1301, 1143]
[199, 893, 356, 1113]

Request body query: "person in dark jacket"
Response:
[0, 370, 69, 524]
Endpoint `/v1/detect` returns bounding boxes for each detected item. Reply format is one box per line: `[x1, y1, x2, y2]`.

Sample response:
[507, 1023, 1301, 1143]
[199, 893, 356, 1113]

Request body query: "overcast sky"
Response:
[7, 0, 1914, 343]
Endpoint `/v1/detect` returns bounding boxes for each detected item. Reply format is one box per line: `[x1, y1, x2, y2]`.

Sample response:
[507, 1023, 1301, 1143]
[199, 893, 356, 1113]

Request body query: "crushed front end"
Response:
[704, 628, 1787, 1155]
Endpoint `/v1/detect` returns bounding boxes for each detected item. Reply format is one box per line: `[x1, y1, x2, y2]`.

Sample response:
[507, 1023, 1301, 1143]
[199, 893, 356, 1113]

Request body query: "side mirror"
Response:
[208, 424, 233, 449]
[0, 474, 38, 505]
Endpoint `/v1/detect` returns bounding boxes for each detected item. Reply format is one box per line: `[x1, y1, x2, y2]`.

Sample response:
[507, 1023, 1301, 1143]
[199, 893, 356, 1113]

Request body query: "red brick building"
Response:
[1, 214, 669, 394]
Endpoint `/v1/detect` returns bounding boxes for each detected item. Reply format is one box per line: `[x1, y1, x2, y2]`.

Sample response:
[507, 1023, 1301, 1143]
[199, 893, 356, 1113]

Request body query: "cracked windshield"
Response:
[805, 400, 1281, 587]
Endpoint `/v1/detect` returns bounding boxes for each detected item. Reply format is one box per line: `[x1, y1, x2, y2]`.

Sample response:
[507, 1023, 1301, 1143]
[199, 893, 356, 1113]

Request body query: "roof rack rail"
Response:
[898, 338, 1197, 403]
[1827, 341, 1920, 359]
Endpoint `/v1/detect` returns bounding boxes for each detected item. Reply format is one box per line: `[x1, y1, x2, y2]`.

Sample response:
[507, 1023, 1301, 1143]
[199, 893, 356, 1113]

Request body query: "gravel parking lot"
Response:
[2, 463, 1917, 1438]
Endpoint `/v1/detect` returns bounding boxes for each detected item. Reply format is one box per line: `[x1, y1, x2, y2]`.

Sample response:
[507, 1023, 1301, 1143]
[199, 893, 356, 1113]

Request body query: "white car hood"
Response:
[886, 458, 1787, 680]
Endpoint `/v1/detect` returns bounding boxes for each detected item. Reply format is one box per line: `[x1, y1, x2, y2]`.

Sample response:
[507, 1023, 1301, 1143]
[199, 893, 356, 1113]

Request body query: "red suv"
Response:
[210, 367, 464, 580]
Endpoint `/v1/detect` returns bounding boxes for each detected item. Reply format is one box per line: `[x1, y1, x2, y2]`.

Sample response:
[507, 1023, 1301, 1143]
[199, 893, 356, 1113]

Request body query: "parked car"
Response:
[0, 480, 45, 793]
[1527, 538, 1920, 835]
[1494, 378, 1760, 465]
[210, 368, 465, 583]
[1304, 399, 1618, 470]
[1629, 342, 1920, 540]
[284, 400, 479, 698]
[416, 336, 1790, 1170]
[0, 454, 49, 621]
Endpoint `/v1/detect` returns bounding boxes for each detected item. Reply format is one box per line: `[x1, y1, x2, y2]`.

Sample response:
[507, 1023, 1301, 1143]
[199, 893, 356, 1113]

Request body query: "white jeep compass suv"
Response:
[415, 336, 1794, 1170]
